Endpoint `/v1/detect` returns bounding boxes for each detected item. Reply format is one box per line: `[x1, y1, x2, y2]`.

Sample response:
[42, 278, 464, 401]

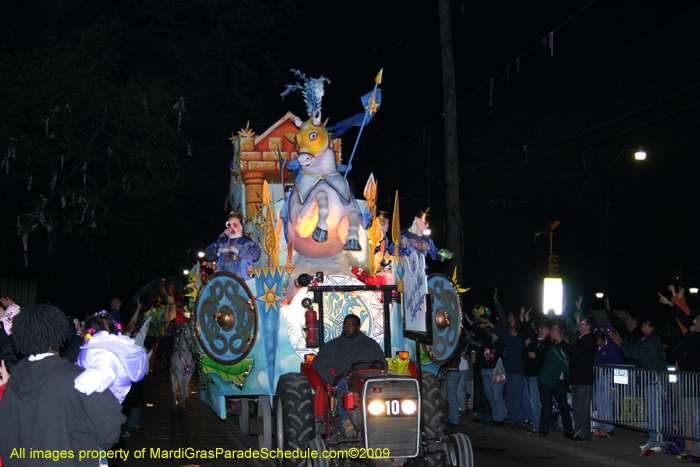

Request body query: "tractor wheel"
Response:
[276, 373, 315, 467]
[446, 433, 473, 467]
[306, 438, 330, 467]
[421, 372, 446, 467]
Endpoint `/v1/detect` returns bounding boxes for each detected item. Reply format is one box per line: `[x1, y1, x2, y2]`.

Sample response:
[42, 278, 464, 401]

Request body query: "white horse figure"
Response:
[170, 323, 195, 410]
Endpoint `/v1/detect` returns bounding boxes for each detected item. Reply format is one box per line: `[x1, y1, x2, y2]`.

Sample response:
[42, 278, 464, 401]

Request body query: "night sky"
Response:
[1, 0, 699, 324]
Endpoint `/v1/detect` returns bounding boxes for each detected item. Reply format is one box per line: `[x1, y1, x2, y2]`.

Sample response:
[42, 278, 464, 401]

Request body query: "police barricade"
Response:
[593, 365, 700, 453]
[658, 370, 700, 442]
[592, 365, 653, 433]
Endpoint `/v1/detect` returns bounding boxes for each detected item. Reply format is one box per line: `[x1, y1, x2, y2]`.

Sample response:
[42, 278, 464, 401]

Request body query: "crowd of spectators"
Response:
[450, 285, 700, 460]
[0, 295, 158, 466]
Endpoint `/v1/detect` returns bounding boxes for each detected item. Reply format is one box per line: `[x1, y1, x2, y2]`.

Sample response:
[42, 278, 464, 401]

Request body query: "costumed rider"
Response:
[206, 211, 262, 279]
[374, 211, 393, 272]
[311, 314, 387, 437]
[399, 208, 452, 266]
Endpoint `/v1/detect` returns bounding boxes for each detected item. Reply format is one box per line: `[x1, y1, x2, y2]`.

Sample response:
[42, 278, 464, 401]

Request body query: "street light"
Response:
[606, 147, 647, 206]
[604, 147, 647, 292]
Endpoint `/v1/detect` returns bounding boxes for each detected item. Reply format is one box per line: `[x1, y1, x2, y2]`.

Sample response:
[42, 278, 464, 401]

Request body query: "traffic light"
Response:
[548, 255, 560, 277]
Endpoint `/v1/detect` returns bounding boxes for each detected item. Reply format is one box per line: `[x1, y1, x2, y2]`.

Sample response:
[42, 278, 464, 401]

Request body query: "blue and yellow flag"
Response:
[327, 89, 382, 138]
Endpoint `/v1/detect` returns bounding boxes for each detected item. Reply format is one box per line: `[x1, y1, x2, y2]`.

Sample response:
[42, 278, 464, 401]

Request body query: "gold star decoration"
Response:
[365, 92, 380, 116]
[259, 282, 281, 314]
[230, 121, 256, 144]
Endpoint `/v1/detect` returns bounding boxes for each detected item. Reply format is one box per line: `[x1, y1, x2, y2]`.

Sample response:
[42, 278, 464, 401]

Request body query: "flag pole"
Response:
[344, 69, 382, 179]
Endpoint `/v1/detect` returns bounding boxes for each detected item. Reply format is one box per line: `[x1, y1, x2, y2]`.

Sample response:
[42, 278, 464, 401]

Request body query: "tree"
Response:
[0, 33, 187, 263]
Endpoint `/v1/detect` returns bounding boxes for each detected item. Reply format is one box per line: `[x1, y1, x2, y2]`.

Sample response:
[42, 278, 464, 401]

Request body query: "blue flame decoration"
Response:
[280, 69, 331, 117]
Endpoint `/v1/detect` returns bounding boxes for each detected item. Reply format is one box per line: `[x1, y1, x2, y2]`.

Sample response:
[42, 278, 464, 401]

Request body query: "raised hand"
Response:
[575, 296, 583, 310]
[0, 298, 16, 309]
[604, 296, 610, 310]
[657, 292, 673, 307]
[493, 288, 498, 302]
[608, 328, 622, 345]
[668, 284, 677, 297]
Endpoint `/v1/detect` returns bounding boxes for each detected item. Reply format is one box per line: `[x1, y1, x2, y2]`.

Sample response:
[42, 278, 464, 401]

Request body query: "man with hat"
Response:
[398, 208, 451, 267]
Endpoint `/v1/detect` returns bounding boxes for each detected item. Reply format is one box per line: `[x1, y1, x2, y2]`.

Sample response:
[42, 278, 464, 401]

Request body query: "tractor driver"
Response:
[311, 314, 387, 436]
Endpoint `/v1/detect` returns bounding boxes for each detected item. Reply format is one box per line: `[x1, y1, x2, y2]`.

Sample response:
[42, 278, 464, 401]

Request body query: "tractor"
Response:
[274, 284, 474, 467]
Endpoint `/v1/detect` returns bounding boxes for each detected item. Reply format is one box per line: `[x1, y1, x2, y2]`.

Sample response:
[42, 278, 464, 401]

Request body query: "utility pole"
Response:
[438, 0, 463, 281]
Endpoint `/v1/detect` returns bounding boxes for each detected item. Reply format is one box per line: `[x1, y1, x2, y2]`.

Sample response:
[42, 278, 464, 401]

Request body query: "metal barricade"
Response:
[593, 364, 654, 432]
[658, 370, 700, 442]
[593, 365, 700, 452]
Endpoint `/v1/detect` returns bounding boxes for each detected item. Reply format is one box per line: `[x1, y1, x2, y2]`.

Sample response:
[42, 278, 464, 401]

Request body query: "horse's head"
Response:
[286, 110, 337, 175]
[177, 323, 193, 349]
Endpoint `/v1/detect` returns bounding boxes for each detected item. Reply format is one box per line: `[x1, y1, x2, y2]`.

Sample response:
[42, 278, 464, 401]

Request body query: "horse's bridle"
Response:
[176, 326, 193, 352]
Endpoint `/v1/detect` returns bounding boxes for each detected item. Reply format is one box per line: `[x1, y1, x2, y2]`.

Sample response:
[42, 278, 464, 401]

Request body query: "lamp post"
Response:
[603, 147, 646, 293]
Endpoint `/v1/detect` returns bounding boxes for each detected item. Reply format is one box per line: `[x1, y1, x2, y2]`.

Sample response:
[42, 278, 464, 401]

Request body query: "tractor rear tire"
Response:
[276, 373, 315, 467]
[421, 372, 446, 467]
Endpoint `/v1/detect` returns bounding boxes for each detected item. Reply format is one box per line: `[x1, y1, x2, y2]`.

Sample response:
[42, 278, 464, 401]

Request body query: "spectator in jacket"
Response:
[465, 311, 506, 426]
[488, 318, 528, 428]
[659, 289, 700, 460]
[591, 329, 624, 436]
[523, 318, 553, 435]
[553, 307, 598, 442]
[0, 304, 125, 466]
[594, 329, 624, 365]
[604, 296, 643, 363]
[609, 305, 667, 449]
[538, 323, 574, 438]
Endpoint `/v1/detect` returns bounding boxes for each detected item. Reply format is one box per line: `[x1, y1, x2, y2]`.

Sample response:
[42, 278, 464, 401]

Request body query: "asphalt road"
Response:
[456, 426, 605, 467]
[115, 370, 604, 467]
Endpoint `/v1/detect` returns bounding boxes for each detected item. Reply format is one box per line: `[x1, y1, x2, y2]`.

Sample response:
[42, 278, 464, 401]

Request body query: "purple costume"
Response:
[206, 234, 261, 279]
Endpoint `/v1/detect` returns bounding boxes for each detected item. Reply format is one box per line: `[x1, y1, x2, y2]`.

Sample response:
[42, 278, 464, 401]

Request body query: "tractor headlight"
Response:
[368, 400, 385, 416]
[401, 400, 417, 415]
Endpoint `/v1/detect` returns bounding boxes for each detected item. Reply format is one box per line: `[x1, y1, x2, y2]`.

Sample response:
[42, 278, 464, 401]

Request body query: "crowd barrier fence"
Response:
[592, 364, 700, 454]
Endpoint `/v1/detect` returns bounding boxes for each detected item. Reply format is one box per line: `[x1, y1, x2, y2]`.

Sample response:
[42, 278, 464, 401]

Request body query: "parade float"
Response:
[185, 71, 469, 462]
